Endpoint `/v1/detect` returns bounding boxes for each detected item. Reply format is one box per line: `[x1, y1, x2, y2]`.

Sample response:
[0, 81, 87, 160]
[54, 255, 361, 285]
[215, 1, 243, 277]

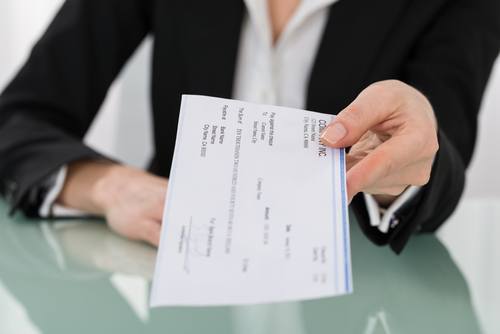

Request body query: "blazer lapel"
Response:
[307, 0, 409, 114]
[180, 0, 245, 98]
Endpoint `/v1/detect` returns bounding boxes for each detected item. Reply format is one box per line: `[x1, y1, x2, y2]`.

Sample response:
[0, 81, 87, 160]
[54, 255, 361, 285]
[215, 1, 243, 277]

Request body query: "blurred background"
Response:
[0, 0, 499, 333]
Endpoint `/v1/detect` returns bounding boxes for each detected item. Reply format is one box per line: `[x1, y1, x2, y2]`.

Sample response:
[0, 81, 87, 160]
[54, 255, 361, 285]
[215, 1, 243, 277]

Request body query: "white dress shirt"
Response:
[42, 0, 419, 233]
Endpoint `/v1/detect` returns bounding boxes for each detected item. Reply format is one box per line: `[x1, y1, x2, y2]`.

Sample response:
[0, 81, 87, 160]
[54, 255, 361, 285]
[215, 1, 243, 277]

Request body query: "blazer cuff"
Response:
[351, 129, 465, 254]
[39, 166, 67, 217]
[363, 186, 421, 233]
[2, 143, 110, 217]
[38, 165, 89, 218]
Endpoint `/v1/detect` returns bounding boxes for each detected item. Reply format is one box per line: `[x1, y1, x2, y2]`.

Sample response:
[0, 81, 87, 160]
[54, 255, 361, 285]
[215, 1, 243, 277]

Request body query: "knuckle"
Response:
[368, 80, 392, 90]
[385, 79, 404, 87]
[120, 224, 139, 240]
[430, 137, 440, 155]
[121, 218, 148, 240]
[414, 130, 438, 160]
[367, 82, 391, 99]
[414, 169, 432, 186]
[130, 222, 144, 237]
[144, 229, 156, 244]
[368, 80, 404, 99]
[422, 134, 439, 159]
[339, 104, 362, 125]
[367, 81, 385, 93]
[142, 222, 155, 237]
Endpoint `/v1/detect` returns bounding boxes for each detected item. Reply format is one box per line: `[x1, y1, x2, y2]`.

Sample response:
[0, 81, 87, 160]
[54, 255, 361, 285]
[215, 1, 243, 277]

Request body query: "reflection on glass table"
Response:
[0, 201, 481, 334]
[438, 197, 500, 334]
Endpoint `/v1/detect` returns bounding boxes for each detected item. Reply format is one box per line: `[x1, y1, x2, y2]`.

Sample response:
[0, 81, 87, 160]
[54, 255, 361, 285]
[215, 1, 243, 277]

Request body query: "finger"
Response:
[321, 81, 407, 148]
[346, 135, 418, 199]
[139, 219, 162, 247]
[146, 184, 167, 221]
[150, 196, 166, 221]
[345, 154, 360, 171]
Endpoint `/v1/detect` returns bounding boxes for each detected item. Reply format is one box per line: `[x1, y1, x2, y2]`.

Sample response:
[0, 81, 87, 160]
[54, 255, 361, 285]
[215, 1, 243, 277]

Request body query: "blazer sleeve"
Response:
[352, 0, 500, 253]
[0, 0, 152, 215]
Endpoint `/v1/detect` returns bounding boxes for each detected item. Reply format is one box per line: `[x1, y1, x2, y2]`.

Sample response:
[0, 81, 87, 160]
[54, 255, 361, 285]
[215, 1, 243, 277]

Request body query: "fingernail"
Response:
[321, 122, 347, 145]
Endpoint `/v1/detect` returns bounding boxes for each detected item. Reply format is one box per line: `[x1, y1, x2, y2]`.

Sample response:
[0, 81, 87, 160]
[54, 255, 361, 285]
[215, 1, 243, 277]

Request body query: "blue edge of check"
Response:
[340, 148, 352, 293]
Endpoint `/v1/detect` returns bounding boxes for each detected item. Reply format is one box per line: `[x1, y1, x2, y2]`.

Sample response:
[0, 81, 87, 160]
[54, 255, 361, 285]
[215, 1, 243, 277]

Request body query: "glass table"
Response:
[0, 201, 484, 333]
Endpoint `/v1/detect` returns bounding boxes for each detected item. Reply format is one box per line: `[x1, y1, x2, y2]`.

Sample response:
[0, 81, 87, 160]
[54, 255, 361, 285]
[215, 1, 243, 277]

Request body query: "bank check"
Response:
[151, 95, 352, 306]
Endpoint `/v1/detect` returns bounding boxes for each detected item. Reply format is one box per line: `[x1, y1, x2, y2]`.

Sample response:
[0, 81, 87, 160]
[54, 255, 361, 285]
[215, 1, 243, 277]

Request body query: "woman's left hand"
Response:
[320, 80, 439, 206]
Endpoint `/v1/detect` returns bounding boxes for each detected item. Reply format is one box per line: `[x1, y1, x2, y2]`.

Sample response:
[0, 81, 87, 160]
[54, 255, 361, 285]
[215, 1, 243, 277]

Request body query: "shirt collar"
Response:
[243, 0, 339, 47]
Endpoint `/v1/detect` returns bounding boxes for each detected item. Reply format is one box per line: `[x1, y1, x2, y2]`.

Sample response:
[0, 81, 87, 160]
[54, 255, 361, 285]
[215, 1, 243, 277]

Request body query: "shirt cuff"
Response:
[39, 166, 88, 218]
[363, 186, 421, 234]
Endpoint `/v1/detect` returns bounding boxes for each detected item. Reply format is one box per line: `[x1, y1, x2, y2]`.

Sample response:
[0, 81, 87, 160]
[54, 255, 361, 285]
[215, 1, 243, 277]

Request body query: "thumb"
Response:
[320, 81, 404, 148]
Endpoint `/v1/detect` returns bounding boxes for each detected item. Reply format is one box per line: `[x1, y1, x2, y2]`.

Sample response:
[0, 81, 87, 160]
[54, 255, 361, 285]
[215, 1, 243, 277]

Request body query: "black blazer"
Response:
[0, 0, 499, 253]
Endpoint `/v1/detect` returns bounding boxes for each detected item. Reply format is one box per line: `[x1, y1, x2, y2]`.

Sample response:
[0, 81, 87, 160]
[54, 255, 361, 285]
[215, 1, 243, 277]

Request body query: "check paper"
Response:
[151, 95, 352, 306]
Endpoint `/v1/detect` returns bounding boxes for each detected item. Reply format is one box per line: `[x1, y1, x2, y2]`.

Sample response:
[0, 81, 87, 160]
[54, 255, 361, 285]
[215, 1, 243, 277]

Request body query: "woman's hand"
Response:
[320, 80, 439, 206]
[57, 161, 167, 247]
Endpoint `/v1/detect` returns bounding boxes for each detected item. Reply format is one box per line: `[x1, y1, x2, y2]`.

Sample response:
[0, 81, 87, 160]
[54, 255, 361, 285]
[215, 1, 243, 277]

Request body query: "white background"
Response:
[0, 0, 154, 169]
[0, 1, 499, 333]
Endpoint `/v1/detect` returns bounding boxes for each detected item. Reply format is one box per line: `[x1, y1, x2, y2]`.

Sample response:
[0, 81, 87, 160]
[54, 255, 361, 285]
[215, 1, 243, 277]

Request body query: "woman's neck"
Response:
[268, 0, 301, 43]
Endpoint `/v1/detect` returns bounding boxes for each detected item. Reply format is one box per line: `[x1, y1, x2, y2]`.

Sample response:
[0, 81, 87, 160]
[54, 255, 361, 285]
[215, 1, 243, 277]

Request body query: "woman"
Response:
[0, 0, 499, 252]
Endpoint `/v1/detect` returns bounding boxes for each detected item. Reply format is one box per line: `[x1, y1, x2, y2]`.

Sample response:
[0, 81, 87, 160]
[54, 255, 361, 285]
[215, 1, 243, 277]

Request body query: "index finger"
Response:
[321, 81, 407, 148]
